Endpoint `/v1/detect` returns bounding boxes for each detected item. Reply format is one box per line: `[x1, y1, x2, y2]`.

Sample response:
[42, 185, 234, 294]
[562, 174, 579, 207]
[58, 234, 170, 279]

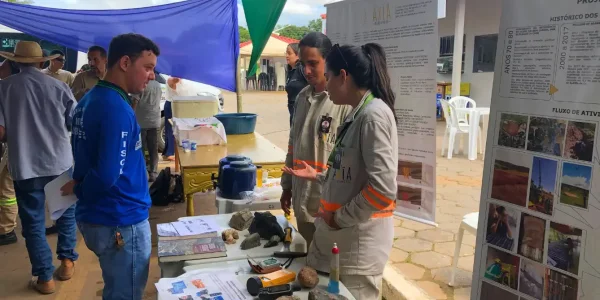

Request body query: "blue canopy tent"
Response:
[0, 0, 239, 92]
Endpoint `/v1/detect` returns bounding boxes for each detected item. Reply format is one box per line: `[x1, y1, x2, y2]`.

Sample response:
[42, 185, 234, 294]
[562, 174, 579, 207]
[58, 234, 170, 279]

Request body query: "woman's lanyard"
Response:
[326, 93, 375, 167]
[96, 80, 132, 106]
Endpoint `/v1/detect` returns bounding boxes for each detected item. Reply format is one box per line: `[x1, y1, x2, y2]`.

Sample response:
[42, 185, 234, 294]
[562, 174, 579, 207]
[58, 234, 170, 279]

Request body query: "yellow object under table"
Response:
[175, 133, 286, 216]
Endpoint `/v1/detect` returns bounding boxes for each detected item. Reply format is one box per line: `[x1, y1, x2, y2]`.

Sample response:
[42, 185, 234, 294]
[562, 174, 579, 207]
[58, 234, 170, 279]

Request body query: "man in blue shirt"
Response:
[62, 33, 160, 300]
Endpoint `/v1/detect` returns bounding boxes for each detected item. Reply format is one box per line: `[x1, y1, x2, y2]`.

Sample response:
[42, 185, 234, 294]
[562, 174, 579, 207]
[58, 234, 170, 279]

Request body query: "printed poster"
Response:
[472, 0, 600, 299]
[326, 0, 438, 224]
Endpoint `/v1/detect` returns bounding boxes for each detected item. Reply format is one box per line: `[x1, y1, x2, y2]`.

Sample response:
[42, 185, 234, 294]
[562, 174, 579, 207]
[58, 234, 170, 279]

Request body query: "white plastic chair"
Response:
[448, 96, 476, 125]
[449, 212, 479, 286]
[440, 100, 470, 159]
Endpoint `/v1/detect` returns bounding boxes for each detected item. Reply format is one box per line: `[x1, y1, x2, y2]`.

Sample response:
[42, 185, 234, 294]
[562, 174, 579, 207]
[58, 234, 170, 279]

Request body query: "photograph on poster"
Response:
[559, 162, 592, 209]
[547, 222, 582, 275]
[486, 203, 518, 252]
[518, 259, 545, 300]
[490, 149, 531, 207]
[563, 121, 596, 162]
[527, 117, 566, 156]
[397, 185, 422, 206]
[484, 246, 520, 290]
[518, 213, 546, 263]
[479, 281, 519, 300]
[397, 160, 434, 187]
[528, 157, 557, 215]
[498, 113, 528, 149]
[544, 269, 578, 300]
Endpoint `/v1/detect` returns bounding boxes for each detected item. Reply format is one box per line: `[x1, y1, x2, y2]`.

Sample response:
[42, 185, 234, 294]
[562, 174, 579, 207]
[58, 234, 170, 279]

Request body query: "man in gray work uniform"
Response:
[134, 79, 162, 182]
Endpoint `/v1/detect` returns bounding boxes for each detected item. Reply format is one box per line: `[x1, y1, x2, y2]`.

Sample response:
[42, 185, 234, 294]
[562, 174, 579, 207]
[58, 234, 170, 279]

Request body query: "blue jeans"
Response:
[14, 176, 78, 282]
[78, 219, 151, 300]
[162, 101, 175, 157]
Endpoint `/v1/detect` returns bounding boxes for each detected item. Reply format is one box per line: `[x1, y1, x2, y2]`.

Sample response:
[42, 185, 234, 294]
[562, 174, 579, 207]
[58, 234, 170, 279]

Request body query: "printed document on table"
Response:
[44, 170, 77, 221]
[156, 273, 251, 300]
[171, 218, 220, 236]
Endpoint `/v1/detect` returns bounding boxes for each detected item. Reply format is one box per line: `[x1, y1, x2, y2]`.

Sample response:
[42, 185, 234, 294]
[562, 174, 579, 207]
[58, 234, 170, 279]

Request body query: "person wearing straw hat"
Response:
[0, 40, 78, 294]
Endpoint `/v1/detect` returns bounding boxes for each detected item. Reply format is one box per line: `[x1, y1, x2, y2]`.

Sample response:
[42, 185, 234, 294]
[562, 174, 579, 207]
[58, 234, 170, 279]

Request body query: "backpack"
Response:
[150, 167, 172, 206]
[149, 167, 184, 206]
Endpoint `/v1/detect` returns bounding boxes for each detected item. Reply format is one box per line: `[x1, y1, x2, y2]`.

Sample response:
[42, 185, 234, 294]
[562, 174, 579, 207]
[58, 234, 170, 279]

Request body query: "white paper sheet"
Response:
[156, 273, 251, 300]
[44, 170, 77, 221]
[171, 219, 220, 237]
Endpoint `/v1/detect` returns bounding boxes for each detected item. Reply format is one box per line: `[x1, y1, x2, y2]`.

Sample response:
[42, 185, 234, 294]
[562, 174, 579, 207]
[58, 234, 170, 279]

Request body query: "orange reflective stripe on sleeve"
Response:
[361, 185, 394, 210]
[293, 159, 327, 172]
[319, 199, 394, 219]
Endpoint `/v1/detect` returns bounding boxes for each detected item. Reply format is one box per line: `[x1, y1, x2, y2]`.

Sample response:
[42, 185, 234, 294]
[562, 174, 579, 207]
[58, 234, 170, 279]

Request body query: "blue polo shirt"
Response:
[71, 80, 150, 226]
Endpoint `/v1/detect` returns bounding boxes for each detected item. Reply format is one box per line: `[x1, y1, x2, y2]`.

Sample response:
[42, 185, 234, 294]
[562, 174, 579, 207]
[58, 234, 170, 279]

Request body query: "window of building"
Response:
[439, 35, 465, 57]
[473, 34, 498, 73]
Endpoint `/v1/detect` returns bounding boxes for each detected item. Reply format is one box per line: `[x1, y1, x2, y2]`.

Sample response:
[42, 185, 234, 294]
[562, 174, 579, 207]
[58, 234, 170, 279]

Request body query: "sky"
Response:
[30, 0, 329, 27]
[531, 157, 557, 192]
[561, 163, 592, 189]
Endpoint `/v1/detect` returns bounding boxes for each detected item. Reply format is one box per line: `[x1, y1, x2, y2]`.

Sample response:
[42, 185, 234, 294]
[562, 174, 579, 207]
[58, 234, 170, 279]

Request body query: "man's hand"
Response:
[317, 210, 340, 230]
[60, 180, 77, 196]
[282, 161, 318, 181]
[280, 189, 292, 215]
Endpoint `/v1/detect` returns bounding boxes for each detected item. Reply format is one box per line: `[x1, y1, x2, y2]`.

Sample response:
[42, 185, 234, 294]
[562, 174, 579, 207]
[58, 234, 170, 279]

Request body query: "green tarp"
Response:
[242, 0, 287, 76]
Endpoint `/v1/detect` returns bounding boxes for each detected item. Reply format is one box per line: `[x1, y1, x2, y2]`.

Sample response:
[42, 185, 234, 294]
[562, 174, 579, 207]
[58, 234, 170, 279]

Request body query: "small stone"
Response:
[229, 209, 254, 231]
[240, 233, 261, 250]
[222, 228, 239, 244]
[308, 288, 348, 300]
[276, 296, 300, 300]
[264, 235, 281, 248]
[297, 267, 319, 288]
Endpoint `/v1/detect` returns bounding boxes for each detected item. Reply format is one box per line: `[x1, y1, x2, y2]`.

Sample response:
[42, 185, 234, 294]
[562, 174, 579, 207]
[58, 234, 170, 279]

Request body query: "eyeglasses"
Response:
[332, 44, 349, 70]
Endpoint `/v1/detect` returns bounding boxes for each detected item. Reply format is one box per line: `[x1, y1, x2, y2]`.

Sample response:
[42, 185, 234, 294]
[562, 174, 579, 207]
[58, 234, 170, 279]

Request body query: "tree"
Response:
[239, 26, 250, 43]
[308, 18, 322, 33]
[277, 25, 310, 41]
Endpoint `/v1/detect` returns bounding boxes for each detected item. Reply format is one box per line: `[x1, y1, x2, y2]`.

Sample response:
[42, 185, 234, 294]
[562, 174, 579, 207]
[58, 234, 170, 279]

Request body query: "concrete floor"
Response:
[0, 91, 484, 299]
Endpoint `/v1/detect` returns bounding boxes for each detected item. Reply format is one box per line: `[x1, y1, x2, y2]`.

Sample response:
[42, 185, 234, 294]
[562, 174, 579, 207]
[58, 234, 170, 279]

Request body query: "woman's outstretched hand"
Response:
[282, 161, 318, 181]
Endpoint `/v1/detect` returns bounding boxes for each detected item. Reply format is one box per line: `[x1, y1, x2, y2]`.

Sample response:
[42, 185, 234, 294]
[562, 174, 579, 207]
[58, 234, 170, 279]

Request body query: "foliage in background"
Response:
[239, 26, 250, 43]
[4, 0, 34, 4]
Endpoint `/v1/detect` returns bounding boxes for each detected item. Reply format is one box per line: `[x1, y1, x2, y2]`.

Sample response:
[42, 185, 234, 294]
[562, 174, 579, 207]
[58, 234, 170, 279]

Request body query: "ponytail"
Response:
[362, 43, 396, 122]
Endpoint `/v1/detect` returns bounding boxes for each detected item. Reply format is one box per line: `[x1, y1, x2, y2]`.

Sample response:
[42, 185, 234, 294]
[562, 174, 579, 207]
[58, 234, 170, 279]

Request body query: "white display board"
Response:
[472, 1, 600, 299]
[325, 0, 438, 225]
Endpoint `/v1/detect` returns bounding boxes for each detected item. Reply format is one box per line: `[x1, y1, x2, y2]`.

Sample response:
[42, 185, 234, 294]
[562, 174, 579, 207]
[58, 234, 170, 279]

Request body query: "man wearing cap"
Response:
[42, 49, 74, 86]
[0, 41, 78, 294]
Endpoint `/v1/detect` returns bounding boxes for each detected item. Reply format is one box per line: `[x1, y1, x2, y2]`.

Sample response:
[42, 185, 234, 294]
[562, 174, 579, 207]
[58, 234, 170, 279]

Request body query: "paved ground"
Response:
[0, 91, 484, 299]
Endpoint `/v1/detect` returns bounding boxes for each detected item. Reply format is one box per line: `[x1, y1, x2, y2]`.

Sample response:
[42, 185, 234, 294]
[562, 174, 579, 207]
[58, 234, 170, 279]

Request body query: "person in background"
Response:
[283, 43, 398, 299]
[134, 79, 162, 182]
[280, 32, 352, 246]
[285, 43, 308, 127]
[71, 45, 107, 100]
[0, 41, 78, 294]
[163, 77, 195, 161]
[62, 33, 159, 300]
[0, 59, 19, 246]
[42, 49, 74, 236]
[42, 50, 74, 86]
[77, 64, 90, 74]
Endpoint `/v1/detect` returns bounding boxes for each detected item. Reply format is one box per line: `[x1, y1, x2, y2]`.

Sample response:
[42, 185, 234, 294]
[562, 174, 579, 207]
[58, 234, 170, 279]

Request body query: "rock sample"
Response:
[240, 233, 261, 250]
[297, 267, 319, 288]
[229, 209, 254, 231]
[276, 296, 300, 300]
[264, 235, 281, 248]
[249, 211, 285, 240]
[221, 228, 239, 245]
[308, 288, 348, 300]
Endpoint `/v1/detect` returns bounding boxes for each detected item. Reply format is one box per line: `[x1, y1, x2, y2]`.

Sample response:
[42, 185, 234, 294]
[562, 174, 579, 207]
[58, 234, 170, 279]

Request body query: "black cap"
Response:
[246, 277, 263, 296]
